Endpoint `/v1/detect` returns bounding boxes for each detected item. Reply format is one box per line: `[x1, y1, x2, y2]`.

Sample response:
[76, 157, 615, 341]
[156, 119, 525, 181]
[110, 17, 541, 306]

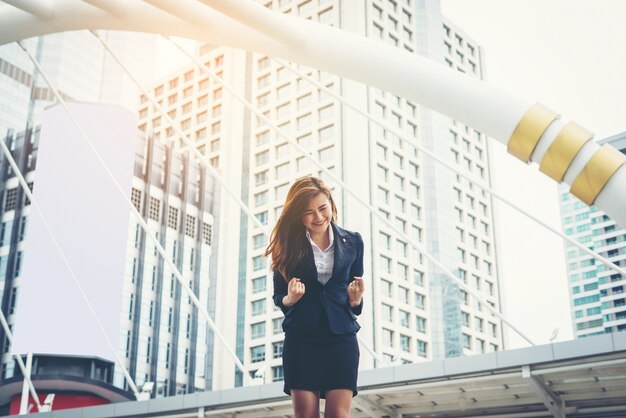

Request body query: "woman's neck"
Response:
[309, 227, 330, 250]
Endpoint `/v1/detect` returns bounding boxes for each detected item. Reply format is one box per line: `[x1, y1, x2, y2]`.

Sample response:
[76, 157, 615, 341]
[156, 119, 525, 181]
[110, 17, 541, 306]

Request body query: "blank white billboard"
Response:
[12, 103, 137, 361]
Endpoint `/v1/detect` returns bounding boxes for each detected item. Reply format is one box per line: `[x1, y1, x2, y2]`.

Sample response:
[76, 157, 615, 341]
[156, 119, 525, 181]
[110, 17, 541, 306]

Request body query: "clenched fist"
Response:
[283, 278, 305, 307]
[348, 277, 365, 308]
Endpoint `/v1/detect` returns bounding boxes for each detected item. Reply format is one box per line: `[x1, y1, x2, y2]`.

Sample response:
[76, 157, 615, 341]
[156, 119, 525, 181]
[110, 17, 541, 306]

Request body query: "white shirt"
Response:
[306, 226, 335, 285]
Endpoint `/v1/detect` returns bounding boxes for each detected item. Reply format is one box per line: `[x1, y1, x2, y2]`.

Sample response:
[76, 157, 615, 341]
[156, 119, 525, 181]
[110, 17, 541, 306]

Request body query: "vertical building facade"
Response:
[119, 132, 216, 397]
[0, 127, 36, 379]
[559, 132, 626, 338]
[0, 30, 209, 396]
[138, 0, 504, 390]
[0, 123, 217, 398]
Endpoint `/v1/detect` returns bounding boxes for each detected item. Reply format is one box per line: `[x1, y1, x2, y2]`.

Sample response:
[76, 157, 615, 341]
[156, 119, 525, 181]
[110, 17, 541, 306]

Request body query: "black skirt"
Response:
[282, 309, 360, 398]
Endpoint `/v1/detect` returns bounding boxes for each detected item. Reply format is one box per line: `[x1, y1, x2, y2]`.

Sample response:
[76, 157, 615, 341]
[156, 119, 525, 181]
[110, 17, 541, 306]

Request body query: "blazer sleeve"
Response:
[273, 270, 293, 315]
[348, 232, 364, 316]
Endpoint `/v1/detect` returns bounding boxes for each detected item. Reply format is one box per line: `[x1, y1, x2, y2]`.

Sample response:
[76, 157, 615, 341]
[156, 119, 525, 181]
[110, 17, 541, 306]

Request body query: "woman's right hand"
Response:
[283, 278, 305, 307]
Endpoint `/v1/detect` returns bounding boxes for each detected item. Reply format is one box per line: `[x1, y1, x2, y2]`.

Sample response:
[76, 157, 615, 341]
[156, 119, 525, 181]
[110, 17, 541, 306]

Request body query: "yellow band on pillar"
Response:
[570, 144, 626, 205]
[507, 103, 559, 163]
[539, 122, 593, 182]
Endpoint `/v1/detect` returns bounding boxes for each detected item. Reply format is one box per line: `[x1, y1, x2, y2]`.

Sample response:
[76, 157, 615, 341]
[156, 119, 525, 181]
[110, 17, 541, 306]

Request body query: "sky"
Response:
[440, 0, 626, 347]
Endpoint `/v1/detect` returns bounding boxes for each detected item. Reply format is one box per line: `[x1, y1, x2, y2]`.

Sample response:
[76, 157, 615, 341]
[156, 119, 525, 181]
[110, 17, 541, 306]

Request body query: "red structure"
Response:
[9, 393, 109, 414]
[0, 354, 134, 415]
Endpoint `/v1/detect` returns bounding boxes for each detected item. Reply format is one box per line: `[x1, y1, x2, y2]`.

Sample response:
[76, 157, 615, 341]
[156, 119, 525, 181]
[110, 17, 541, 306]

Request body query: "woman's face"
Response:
[302, 192, 332, 234]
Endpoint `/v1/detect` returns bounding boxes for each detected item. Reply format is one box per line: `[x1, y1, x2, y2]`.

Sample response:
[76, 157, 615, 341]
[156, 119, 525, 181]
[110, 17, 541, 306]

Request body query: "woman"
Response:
[265, 176, 365, 418]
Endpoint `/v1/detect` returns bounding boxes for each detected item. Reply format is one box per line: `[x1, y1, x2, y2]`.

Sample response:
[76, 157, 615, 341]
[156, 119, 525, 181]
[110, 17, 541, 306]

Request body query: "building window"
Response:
[258, 74, 270, 88]
[125, 331, 132, 358]
[380, 255, 392, 273]
[416, 316, 426, 333]
[382, 304, 393, 322]
[252, 276, 266, 293]
[270, 162, 288, 179]
[475, 317, 484, 332]
[319, 104, 333, 121]
[251, 322, 266, 339]
[273, 341, 283, 358]
[462, 311, 470, 327]
[253, 255, 267, 271]
[383, 328, 393, 347]
[297, 114, 311, 131]
[381, 279, 392, 297]
[413, 270, 424, 286]
[257, 131, 270, 147]
[256, 211, 268, 225]
[311, 127, 332, 146]
[3, 188, 19, 212]
[275, 183, 289, 201]
[319, 146, 334, 162]
[251, 299, 266, 316]
[131, 188, 142, 212]
[277, 84, 291, 99]
[8, 287, 18, 315]
[380, 232, 391, 249]
[251, 345, 265, 363]
[201, 222, 212, 245]
[397, 263, 408, 280]
[256, 150, 269, 166]
[276, 142, 290, 159]
[255, 190, 268, 206]
[462, 333, 471, 349]
[149, 197, 161, 222]
[272, 366, 284, 382]
[417, 340, 427, 357]
[253, 233, 265, 250]
[400, 310, 410, 327]
[378, 187, 389, 204]
[185, 214, 196, 238]
[273, 318, 282, 334]
[400, 335, 411, 352]
[168, 207, 179, 230]
[414, 292, 425, 309]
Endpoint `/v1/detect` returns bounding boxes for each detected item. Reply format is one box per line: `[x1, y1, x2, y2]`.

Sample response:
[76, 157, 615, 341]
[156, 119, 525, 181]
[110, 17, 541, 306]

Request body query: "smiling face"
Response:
[302, 192, 332, 235]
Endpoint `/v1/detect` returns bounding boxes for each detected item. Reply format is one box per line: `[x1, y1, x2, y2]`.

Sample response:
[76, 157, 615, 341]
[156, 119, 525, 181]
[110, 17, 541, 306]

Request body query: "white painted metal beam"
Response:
[522, 366, 566, 418]
[81, 0, 127, 17]
[1, 0, 54, 19]
[353, 395, 400, 418]
[0, 0, 624, 228]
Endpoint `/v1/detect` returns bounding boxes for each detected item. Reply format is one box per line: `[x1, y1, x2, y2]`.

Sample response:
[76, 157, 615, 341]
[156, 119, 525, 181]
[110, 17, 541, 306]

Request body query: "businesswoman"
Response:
[265, 176, 365, 418]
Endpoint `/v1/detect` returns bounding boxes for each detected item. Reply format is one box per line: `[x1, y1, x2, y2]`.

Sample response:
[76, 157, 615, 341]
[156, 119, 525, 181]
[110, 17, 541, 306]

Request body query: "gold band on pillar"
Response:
[507, 103, 559, 163]
[570, 144, 626, 205]
[539, 122, 593, 182]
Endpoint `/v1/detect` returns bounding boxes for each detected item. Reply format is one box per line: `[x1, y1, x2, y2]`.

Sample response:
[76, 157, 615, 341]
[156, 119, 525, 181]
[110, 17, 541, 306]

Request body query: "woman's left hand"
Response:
[348, 277, 365, 308]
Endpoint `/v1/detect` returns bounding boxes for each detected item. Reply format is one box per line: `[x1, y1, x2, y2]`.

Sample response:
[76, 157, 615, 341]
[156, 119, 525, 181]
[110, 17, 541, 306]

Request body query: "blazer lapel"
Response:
[300, 244, 320, 287]
[329, 222, 347, 282]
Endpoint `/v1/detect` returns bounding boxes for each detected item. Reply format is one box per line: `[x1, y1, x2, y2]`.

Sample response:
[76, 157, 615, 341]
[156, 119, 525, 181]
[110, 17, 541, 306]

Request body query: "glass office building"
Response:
[559, 132, 626, 337]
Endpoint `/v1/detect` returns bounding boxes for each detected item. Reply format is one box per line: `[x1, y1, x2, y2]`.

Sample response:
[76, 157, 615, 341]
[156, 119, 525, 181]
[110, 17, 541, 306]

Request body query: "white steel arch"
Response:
[1, 0, 625, 228]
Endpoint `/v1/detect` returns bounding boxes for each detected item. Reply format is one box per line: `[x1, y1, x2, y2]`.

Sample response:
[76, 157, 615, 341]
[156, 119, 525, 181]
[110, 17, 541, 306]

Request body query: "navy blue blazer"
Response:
[273, 222, 364, 334]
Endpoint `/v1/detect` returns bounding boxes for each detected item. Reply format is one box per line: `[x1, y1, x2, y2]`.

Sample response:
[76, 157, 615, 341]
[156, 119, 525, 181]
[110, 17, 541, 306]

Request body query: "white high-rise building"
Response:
[559, 132, 626, 338]
[138, 0, 504, 390]
[0, 30, 159, 384]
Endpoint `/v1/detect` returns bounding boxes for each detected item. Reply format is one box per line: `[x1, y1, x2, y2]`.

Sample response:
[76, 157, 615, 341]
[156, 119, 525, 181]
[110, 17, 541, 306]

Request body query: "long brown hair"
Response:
[264, 176, 337, 282]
